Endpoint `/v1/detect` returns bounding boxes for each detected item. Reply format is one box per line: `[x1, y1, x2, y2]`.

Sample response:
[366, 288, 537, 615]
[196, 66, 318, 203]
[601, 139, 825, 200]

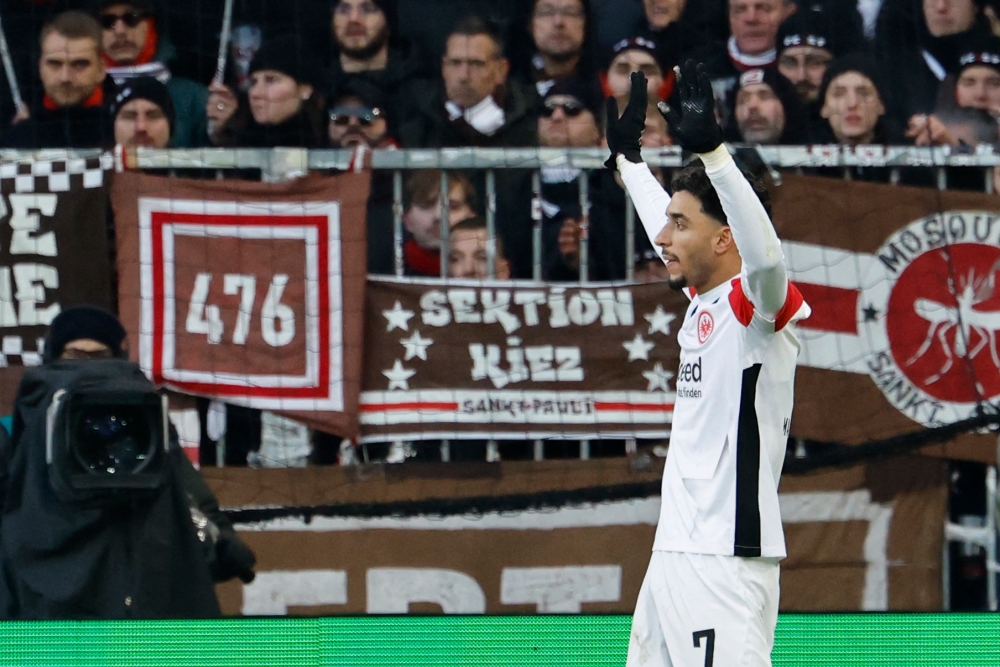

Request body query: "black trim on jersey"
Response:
[734, 363, 762, 557]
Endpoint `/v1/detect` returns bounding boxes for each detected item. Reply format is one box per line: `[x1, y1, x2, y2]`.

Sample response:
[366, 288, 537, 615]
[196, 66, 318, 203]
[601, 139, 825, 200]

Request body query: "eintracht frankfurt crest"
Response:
[860, 211, 1000, 426]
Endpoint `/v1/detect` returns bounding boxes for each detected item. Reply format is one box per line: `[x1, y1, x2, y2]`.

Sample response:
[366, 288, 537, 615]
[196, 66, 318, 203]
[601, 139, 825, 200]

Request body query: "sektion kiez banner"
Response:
[775, 174, 1000, 453]
[359, 278, 687, 441]
[111, 171, 369, 439]
[0, 157, 115, 413]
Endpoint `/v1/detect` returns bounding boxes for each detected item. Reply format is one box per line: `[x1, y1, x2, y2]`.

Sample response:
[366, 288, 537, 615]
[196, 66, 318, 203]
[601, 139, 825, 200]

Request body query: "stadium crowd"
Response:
[3, 0, 1000, 280]
[1, 0, 999, 463]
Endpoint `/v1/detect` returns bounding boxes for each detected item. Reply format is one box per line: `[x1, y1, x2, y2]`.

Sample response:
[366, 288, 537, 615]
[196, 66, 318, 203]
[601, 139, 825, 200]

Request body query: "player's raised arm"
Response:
[659, 61, 788, 319]
[605, 72, 671, 264]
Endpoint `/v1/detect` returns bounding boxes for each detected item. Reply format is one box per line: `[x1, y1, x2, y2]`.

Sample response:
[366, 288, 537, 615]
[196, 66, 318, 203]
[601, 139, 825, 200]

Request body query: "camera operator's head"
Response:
[44, 306, 127, 363]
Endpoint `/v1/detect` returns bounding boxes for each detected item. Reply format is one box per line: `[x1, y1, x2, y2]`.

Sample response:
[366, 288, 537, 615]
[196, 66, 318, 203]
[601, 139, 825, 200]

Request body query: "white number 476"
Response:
[185, 272, 295, 347]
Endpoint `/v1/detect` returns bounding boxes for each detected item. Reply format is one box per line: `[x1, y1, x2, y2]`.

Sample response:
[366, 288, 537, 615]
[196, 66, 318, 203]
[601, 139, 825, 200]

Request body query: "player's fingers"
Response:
[657, 101, 680, 130]
[680, 60, 698, 98]
[605, 95, 620, 125]
[695, 63, 713, 103]
[631, 71, 648, 120]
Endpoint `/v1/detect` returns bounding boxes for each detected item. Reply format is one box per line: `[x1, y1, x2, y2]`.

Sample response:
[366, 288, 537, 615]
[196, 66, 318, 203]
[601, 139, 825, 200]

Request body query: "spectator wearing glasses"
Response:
[399, 16, 536, 148]
[328, 79, 401, 274]
[534, 78, 627, 281]
[91, 0, 208, 147]
[510, 0, 599, 97]
[207, 34, 327, 148]
[328, 0, 427, 137]
[1, 11, 111, 149]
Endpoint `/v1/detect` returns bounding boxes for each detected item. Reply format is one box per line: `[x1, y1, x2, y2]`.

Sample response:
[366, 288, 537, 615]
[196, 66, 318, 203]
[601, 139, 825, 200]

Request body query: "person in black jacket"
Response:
[0, 307, 255, 619]
[207, 34, 328, 149]
[1, 11, 112, 149]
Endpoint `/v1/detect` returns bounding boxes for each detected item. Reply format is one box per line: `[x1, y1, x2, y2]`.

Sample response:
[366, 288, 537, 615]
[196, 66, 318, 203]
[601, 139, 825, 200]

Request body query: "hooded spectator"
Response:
[327, 0, 427, 137]
[817, 55, 896, 145]
[511, 0, 599, 97]
[208, 34, 327, 148]
[1, 11, 111, 149]
[110, 76, 174, 148]
[878, 0, 994, 119]
[92, 0, 208, 147]
[729, 67, 809, 144]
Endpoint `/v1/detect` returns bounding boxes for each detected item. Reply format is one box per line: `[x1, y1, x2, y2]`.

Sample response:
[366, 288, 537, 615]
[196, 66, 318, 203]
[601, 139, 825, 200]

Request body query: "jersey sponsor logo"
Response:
[697, 310, 714, 343]
[677, 356, 703, 383]
[860, 211, 1000, 426]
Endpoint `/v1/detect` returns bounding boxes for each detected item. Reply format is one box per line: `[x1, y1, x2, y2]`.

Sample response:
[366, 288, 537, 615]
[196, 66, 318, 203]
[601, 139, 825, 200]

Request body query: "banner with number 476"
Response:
[112, 171, 369, 438]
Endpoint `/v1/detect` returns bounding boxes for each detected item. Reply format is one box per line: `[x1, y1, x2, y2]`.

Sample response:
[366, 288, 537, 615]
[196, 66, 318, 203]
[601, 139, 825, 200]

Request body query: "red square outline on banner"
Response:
[137, 198, 345, 411]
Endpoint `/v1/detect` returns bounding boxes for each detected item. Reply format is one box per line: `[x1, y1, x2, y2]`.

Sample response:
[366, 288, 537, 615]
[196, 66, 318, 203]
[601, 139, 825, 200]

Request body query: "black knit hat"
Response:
[606, 36, 663, 72]
[44, 307, 127, 363]
[332, 0, 398, 30]
[957, 34, 1000, 77]
[249, 34, 324, 88]
[777, 6, 840, 58]
[109, 77, 175, 129]
[542, 76, 604, 118]
[92, 0, 155, 14]
[817, 54, 888, 109]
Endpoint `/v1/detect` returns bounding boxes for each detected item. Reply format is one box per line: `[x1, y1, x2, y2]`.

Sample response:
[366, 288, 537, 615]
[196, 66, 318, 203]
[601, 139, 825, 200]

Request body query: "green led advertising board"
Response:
[1, 614, 998, 667]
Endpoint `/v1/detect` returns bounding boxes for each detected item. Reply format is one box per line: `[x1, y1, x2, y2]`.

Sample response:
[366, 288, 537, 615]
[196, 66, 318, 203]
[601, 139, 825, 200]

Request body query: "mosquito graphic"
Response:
[905, 257, 1000, 386]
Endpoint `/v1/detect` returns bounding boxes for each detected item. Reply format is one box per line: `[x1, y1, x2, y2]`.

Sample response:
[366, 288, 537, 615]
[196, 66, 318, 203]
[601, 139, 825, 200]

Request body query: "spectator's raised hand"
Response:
[905, 114, 958, 148]
[207, 82, 238, 139]
[557, 217, 582, 270]
[604, 71, 648, 169]
[657, 60, 723, 155]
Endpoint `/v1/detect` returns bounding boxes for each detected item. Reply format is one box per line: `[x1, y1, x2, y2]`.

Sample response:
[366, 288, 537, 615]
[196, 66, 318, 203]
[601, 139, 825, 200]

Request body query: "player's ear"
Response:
[714, 225, 734, 255]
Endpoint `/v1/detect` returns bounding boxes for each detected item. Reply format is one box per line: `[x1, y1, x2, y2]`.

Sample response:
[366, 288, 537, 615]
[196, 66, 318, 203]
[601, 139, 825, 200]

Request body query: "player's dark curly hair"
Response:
[669, 162, 772, 224]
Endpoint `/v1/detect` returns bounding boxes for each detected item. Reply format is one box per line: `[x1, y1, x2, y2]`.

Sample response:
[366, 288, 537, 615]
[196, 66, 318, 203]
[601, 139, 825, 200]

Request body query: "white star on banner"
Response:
[622, 334, 655, 361]
[383, 301, 415, 332]
[400, 330, 434, 360]
[644, 305, 676, 336]
[383, 359, 417, 391]
[642, 362, 674, 393]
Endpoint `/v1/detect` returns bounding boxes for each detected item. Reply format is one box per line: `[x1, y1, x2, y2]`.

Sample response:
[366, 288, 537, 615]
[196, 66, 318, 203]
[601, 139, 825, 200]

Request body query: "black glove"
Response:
[210, 533, 257, 583]
[604, 71, 648, 169]
[658, 60, 723, 154]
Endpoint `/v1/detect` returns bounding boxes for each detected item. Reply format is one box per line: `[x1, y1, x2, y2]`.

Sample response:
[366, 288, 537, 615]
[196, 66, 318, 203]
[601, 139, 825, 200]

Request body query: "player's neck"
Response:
[694, 260, 741, 295]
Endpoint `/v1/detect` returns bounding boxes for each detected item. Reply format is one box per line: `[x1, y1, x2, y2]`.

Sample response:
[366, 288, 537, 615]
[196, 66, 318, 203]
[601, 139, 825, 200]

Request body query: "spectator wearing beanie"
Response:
[776, 6, 848, 107]
[110, 76, 174, 148]
[43, 306, 127, 363]
[328, 0, 428, 138]
[876, 0, 994, 121]
[207, 34, 328, 148]
[92, 0, 209, 148]
[602, 36, 674, 104]
[951, 37, 1000, 115]
[727, 67, 810, 145]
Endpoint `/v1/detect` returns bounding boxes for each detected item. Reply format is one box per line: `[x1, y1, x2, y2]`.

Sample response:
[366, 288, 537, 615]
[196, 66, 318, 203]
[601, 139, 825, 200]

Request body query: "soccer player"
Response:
[605, 63, 810, 667]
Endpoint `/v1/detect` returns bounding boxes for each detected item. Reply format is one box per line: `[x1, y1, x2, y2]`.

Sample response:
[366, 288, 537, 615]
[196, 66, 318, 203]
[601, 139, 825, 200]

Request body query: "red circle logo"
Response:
[886, 243, 1000, 403]
[697, 311, 714, 344]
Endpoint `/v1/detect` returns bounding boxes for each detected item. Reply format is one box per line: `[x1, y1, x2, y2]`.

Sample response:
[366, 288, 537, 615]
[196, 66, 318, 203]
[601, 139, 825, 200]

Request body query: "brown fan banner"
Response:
[774, 174, 1000, 452]
[359, 278, 688, 441]
[0, 157, 115, 413]
[111, 171, 369, 439]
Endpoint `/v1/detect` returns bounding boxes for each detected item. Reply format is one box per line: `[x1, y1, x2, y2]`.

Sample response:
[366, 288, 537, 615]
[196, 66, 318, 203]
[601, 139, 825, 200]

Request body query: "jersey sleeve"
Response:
[617, 156, 671, 264]
[701, 146, 788, 320]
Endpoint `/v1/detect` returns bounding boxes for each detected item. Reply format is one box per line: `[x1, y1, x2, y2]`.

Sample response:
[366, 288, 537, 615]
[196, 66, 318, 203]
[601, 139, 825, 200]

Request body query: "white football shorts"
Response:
[626, 550, 780, 667]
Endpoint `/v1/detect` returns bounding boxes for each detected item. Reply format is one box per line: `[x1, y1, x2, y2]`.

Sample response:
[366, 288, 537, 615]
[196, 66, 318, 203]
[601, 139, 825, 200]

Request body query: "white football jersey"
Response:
[652, 274, 810, 558]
